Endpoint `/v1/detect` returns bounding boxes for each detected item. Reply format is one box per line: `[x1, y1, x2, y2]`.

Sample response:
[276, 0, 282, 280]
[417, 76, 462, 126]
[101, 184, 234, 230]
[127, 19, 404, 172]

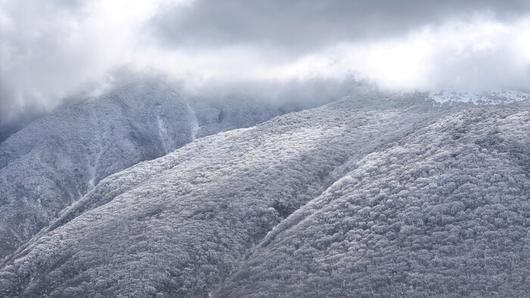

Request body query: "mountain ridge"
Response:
[0, 90, 529, 297]
[0, 80, 330, 261]
[0, 94, 457, 296]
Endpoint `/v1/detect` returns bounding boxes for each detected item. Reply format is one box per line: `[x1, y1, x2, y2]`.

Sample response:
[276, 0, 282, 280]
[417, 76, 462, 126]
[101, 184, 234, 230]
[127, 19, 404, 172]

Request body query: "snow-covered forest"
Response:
[1, 88, 529, 296]
[2, 0, 530, 297]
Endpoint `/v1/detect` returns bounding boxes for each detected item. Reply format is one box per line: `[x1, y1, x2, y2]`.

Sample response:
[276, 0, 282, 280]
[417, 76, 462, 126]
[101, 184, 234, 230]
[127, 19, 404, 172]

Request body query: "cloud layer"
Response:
[1, 0, 530, 133]
[154, 0, 530, 51]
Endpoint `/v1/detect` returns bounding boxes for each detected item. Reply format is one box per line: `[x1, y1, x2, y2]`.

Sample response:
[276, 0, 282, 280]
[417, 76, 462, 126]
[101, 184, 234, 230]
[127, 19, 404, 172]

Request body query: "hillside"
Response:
[0, 93, 528, 297]
[217, 107, 530, 297]
[0, 80, 318, 260]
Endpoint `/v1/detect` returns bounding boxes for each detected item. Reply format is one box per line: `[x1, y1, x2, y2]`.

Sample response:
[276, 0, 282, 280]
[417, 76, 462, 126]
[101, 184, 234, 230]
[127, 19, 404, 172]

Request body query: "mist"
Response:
[1, 0, 530, 140]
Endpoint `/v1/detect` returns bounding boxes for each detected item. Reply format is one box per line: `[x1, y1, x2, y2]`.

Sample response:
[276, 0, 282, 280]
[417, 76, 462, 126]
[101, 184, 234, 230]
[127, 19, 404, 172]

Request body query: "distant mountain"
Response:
[0, 91, 529, 297]
[0, 80, 326, 260]
[428, 90, 530, 104]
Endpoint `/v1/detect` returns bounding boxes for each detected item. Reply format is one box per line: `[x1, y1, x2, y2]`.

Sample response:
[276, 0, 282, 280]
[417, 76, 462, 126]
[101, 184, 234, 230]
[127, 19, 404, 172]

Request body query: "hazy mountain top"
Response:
[428, 90, 530, 105]
[0, 80, 332, 260]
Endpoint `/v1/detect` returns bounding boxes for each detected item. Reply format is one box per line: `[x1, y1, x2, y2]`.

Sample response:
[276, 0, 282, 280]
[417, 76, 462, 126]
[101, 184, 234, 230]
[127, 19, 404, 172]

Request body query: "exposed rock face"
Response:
[0, 92, 529, 297]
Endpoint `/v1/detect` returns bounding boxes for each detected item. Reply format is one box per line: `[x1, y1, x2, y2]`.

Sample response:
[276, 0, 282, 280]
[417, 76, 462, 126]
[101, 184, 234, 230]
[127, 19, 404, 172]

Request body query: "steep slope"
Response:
[0, 80, 322, 260]
[0, 95, 449, 297]
[217, 107, 530, 297]
[0, 81, 194, 260]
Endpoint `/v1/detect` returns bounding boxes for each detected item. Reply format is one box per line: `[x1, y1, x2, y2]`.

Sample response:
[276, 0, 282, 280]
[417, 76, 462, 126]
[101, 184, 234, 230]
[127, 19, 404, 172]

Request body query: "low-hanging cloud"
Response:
[1, 0, 530, 140]
[0, 0, 164, 124]
[278, 19, 530, 90]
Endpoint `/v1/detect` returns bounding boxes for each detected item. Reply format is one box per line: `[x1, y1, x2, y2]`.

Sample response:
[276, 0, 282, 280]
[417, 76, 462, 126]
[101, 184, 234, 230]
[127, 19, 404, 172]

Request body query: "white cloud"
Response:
[261, 18, 530, 91]
[1, 0, 529, 130]
[0, 0, 188, 123]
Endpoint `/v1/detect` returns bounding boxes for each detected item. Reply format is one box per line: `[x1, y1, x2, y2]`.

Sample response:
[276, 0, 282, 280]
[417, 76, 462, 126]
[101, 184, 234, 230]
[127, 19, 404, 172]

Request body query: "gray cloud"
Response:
[1, 0, 530, 142]
[153, 0, 530, 52]
[0, 0, 139, 135]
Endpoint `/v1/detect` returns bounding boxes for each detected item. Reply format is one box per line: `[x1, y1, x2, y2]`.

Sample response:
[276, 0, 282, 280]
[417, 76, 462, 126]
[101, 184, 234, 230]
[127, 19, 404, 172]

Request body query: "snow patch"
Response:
[156, 106, 170, 154]
[88, 107, 104, 189]
[186, 103, 200, 141]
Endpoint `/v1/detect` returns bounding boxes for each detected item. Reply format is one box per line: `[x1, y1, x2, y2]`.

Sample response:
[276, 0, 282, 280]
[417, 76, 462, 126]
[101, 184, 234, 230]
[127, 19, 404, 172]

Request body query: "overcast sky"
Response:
[1, 0, 530, 127]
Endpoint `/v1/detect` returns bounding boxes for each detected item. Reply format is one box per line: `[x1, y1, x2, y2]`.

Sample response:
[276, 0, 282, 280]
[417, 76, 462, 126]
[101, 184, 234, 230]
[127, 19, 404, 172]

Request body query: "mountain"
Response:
[218, 106, 530, 297]
[0, 91, 529, 297]
[428, 90, 530, 105]
[0, 80, 325, 260]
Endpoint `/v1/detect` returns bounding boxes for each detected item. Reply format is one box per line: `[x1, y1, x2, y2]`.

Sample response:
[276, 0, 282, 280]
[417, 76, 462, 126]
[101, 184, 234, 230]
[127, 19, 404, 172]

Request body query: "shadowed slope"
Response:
[0, 80, 324, 260]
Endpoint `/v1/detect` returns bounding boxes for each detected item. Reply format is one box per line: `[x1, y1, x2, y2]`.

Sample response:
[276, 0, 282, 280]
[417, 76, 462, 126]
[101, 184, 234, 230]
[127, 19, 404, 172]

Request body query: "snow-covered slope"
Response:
[0, 94, 453, 297]
[0, 92, 529, 297]
[429, 90, 530, 105]
[0, 81, 193, 260]
[218, 108, 530, 297]
[0, 81, 322, 260]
